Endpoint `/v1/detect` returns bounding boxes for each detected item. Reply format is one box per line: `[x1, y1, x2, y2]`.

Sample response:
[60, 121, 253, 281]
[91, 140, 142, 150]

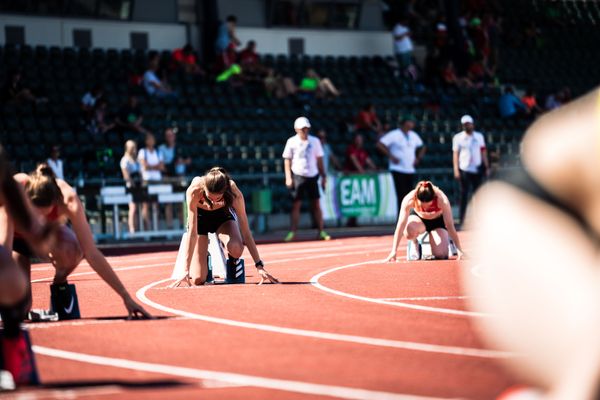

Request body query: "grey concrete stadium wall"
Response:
[0, 14, 187, 50]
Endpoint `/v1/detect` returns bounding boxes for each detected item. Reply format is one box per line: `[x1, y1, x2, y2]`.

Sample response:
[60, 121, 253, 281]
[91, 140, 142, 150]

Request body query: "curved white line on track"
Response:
[33, 345, 457, 400]
[378, 296, 472, 301]
[310, 261, 488, 318]
[136, 278, 514, 359]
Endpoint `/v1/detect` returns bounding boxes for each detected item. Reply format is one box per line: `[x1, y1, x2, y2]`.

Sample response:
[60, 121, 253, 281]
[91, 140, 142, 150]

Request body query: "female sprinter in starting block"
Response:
[384, 180, 464, 262]
[170, 167, 279, 287]
[6, 164, 150, 320]
[466, 87, 600, 399]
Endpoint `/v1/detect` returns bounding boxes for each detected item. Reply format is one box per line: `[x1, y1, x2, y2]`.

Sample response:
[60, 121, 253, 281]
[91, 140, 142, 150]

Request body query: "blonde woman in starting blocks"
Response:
[384, 180, 464, 262]
[171, 167, 279, 286]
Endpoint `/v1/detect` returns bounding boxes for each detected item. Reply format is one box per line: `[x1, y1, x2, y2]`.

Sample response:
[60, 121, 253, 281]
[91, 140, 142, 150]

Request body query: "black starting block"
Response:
[50, 283, 81, 320]
[0, 328, 40, 388]
[225, 258, 245, 284]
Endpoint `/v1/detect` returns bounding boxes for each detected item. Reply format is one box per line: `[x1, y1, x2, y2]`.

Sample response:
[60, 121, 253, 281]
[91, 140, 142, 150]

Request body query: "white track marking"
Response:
[136, 278, 515, 359]
[310, 261, 489, 318]
[33, 345, 458, 400]
[31, 246, 391, 283]
[24, 317, 190, 330]
[32, 346, 458, 400]
[4, 385, 125, 399]
[31, 263, 173, 283]
[377, 296, 472, 301]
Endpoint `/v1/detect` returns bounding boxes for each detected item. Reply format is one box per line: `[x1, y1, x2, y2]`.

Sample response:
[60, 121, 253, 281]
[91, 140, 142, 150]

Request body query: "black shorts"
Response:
[12, 237, 34, 257]
[197, 207, 235, 236]
[290, 174, 320, 201]
[410, 209, 446, 232]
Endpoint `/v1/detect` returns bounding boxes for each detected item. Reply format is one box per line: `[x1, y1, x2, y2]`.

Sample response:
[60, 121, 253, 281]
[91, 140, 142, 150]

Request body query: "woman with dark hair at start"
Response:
[6, 163, 150, 320]
[384, 180, 464, 261]
[171, 167, 279, 286]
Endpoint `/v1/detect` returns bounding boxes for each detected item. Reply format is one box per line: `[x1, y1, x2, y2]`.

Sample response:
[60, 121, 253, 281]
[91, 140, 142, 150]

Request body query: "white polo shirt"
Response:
[452, 131, 486, 173]
[137, 148, 163, 181]
[379, 129, 423, 174]
[282, 134, 324, 178]
[393, 23, 413, 54]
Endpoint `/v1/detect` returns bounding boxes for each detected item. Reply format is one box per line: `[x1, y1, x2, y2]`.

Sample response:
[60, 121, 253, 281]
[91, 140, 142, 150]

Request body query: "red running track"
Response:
[16, 235, 517, 399]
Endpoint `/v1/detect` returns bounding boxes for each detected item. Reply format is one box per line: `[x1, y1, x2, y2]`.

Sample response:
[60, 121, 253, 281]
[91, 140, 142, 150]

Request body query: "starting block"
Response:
[49, 283, 81, 320]
[207, 233, 245, 284]
[0, 328, 40, 388]
[406, 232, 458, 261]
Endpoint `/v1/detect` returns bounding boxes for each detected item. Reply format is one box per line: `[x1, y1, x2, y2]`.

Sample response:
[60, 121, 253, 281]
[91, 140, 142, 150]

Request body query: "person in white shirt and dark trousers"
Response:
[377, 116, 426, 214]
[47, 145, 64, 180]
[137, 132, 165, 230]
[282, 117, 331, 242]
[452, 115, 489, 225]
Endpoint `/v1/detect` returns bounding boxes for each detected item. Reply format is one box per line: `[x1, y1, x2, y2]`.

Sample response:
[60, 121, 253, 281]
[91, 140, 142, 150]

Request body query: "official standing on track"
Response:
[282, 116, 331, 242]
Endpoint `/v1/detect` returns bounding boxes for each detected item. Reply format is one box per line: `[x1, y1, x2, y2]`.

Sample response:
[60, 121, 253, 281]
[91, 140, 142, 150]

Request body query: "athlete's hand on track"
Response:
[384, 251, 399, 262]
[454, 249, 465, 260]
[257, 267, 280, 285]
[124, 296, 152, 320]
[170, 274, 192, 288]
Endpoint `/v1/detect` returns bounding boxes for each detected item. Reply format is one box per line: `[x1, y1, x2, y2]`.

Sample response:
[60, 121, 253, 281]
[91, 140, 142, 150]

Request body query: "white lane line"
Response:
[136, 278, 515, 359]
[24, 317, 190, 330]
[31, 245, 391, 284]
[31, 263, 173, 283]
[377, 296, 472, 301]
[310, 261, 488, 318]
[5, 385, 125, 399]
[33, 345, 456, 400]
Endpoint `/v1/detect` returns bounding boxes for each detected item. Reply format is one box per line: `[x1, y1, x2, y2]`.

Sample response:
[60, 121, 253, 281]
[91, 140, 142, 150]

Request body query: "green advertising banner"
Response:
[319, 172, 398, 220]
[337, 174, 380, 217]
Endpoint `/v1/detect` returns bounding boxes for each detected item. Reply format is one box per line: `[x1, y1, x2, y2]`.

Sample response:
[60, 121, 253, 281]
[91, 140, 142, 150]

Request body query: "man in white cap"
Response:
[452, 115, 489, 225]
[282, 116, 330, 242]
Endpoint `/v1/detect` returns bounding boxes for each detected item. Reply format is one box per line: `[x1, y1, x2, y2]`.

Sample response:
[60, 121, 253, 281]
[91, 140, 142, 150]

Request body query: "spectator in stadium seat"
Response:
[521, 88, 543, 116]
[115, 95, 150, 136]
[344, 132, 378, 229]
[345, 133, 378, 174]
[88, 98, 115, 135]
[143, 58, 177, 99]
[215, 15, 241, 70]
[466, 86, 600, 400]
[283, 117, 331, 242]
[239, 40, 268, 83]
[80, 84, 104, 116]
[384, 180, 464, 262]
[46, 146, 64, 180]
[355, 103, 383, 137]
[452, 115, 489, 226]
[376, 115, 426, 213]
[498, 86, 527, 118]
[172, 44, 205, 76]
[298, 69, 340, 99]
[264, 68, 297, 99]
[120, 140, 141, 234]
[138, 133, 165, 230]
[170, 167, 279, 287]
[1, 69, 46, 106]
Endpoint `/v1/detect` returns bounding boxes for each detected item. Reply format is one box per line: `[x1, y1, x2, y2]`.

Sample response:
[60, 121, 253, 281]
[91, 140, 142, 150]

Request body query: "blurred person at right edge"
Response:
[465, 87, 600, 400]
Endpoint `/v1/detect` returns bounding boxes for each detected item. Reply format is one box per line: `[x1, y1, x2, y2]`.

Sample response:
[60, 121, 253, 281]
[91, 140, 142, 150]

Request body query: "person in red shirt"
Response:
[344, 133, 377, 173]
[172, 44, 205, 75]
[521, 87, 543, 116]
[355, 104, 382, 136]
[239, 40, 267, 83]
